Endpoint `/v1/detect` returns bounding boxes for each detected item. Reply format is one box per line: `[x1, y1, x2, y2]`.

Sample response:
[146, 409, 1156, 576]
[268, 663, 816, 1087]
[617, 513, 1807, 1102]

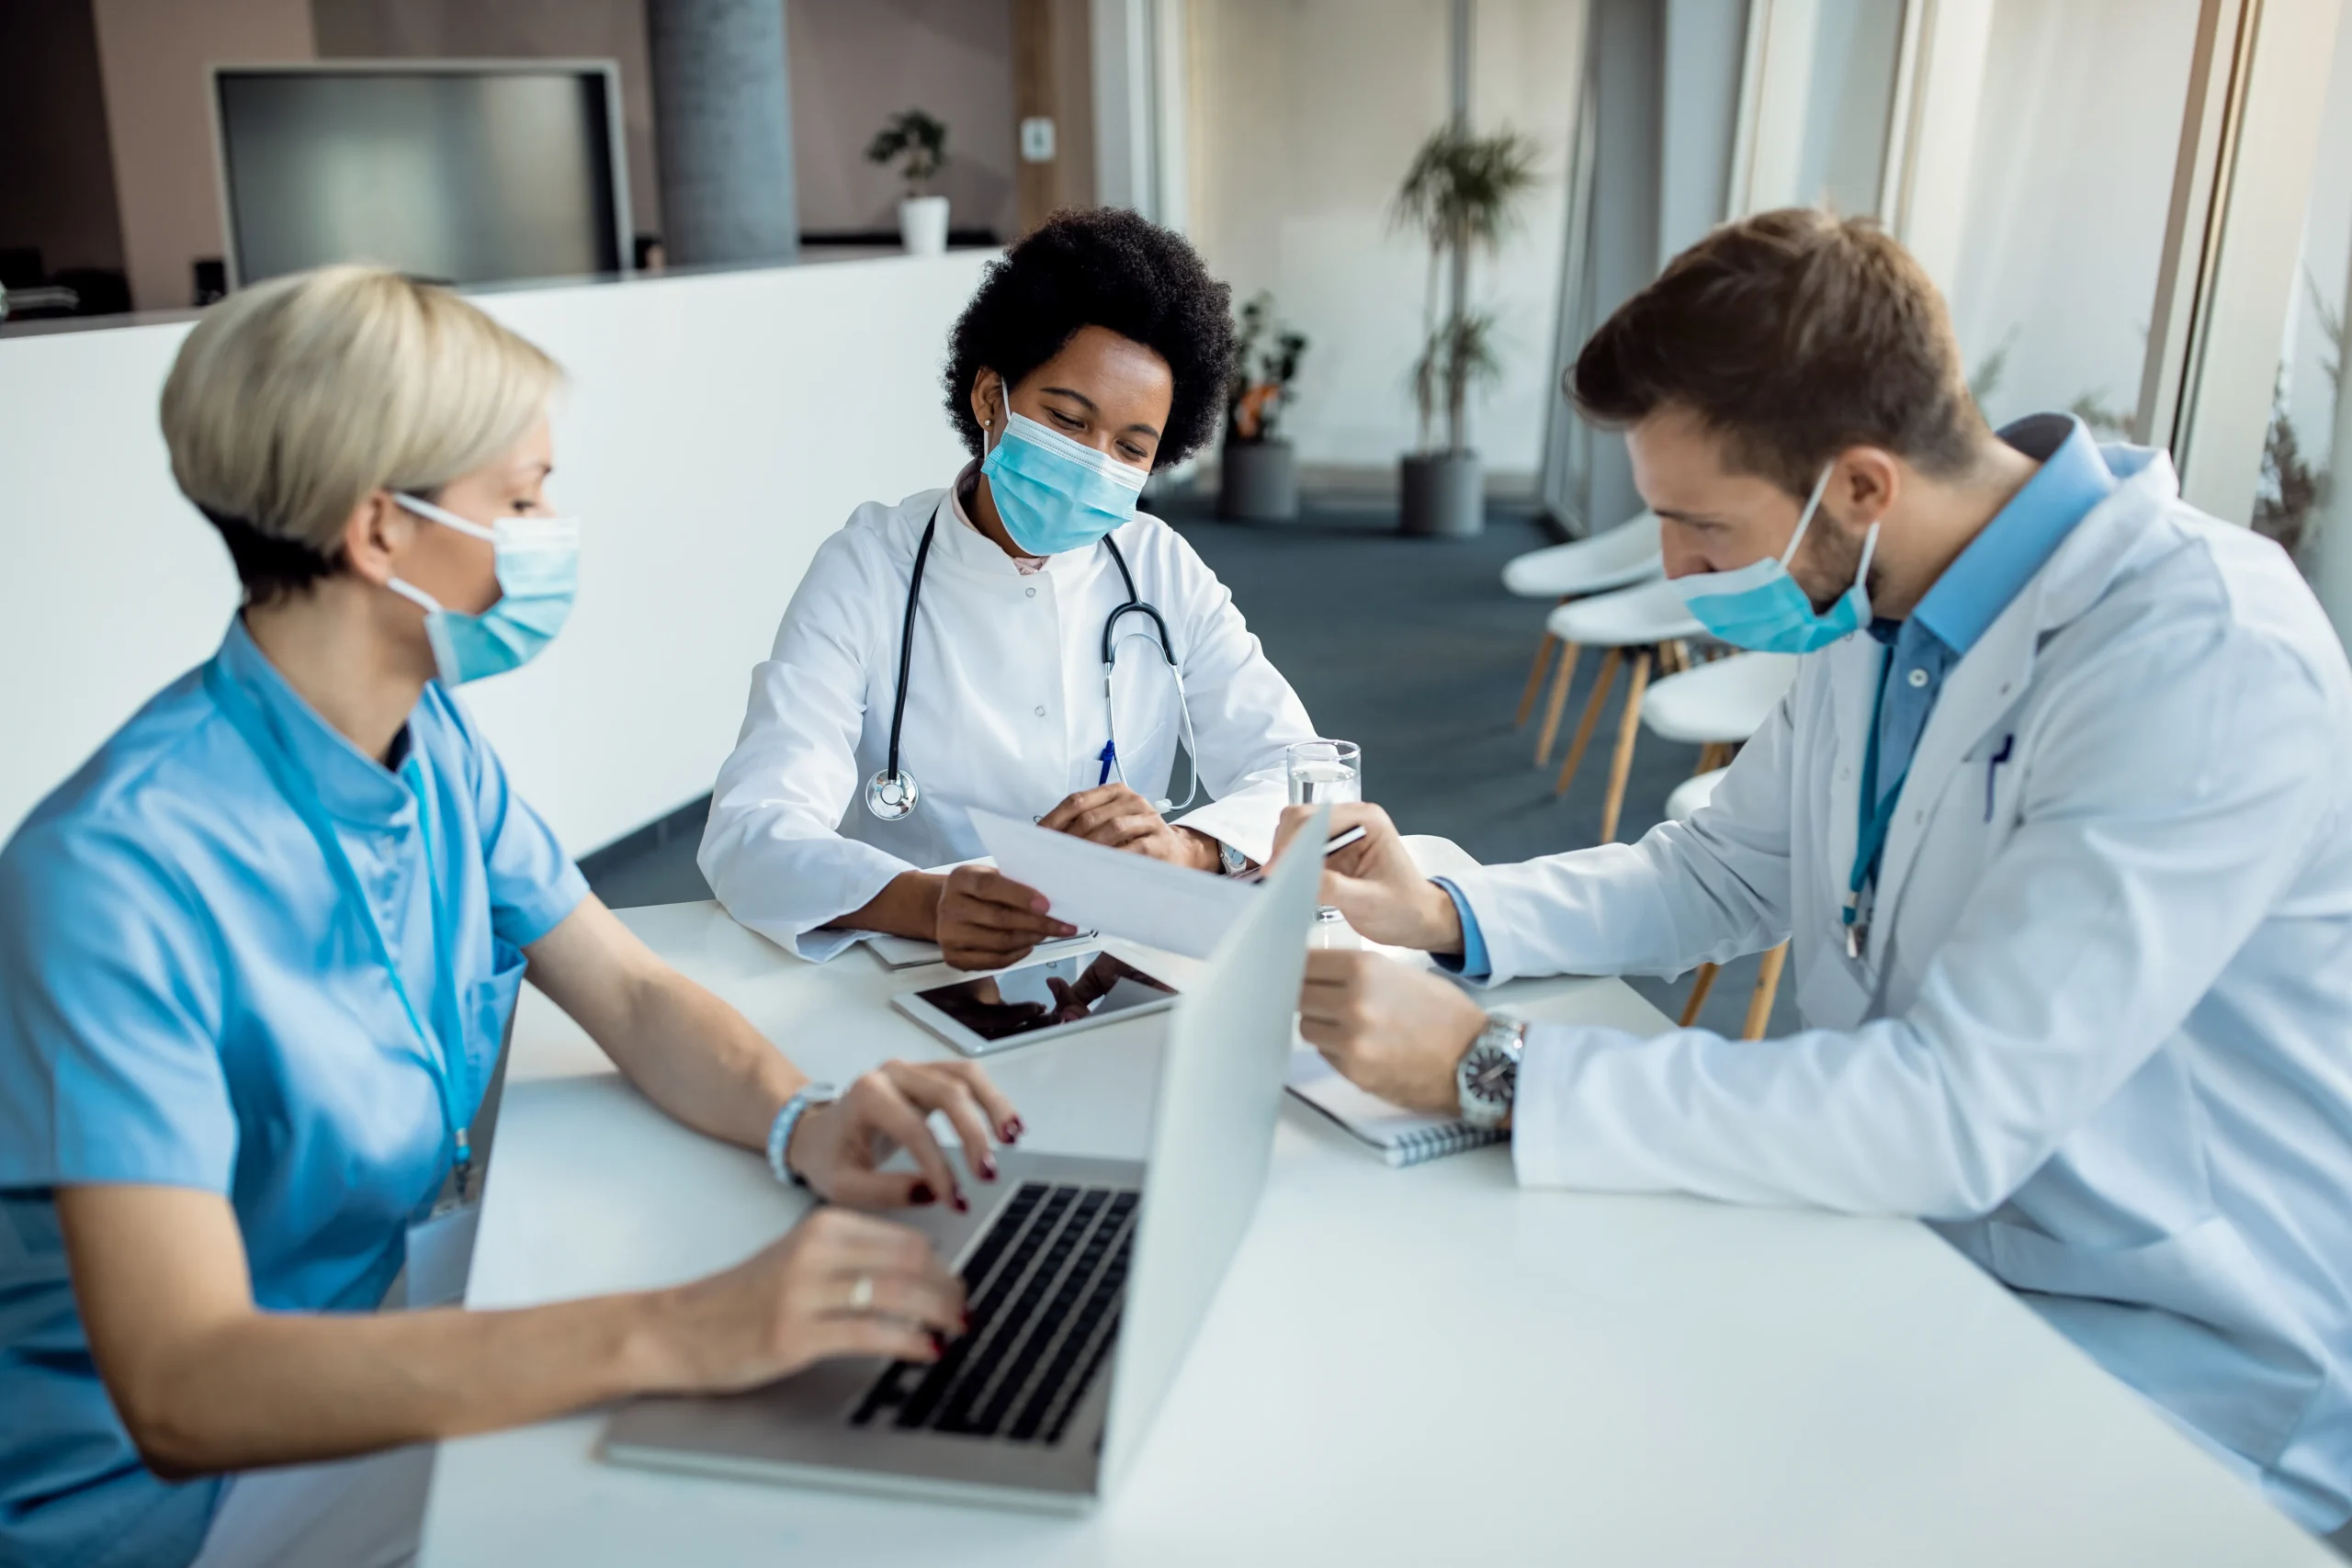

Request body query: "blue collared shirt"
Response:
[0, 619, 586, 1567]
[1444, 414, 2118, 981]
[1857, 414, 2118, 874]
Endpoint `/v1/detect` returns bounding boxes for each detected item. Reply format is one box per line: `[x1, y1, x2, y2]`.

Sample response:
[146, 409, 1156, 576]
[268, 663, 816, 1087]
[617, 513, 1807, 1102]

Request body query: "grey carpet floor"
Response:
[582, 487, 1799, 1038]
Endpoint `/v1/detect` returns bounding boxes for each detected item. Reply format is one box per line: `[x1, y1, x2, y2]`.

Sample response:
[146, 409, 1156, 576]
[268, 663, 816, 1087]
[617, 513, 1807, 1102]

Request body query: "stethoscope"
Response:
[864, 499, 1202, 822]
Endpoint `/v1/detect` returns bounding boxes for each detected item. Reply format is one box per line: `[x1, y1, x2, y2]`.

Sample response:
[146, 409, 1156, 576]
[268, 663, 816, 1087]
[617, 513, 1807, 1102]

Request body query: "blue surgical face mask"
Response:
[386, 493, 580, 684]
[980, 403, 1148, 556]
[1668, 465, 1879, 654]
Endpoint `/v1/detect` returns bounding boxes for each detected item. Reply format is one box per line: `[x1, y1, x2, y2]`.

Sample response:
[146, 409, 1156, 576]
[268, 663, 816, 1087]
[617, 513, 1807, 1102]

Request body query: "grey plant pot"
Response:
[1398, 451, 1483, 537]
[1217, 439, 1299, 522]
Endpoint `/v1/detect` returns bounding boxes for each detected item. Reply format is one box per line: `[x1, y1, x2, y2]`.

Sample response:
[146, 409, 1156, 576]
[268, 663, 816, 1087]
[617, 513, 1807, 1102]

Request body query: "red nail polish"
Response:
[979, 1155, 999, 1182]
[1001, 1118, 1022, 1143]
[909, 1181, 936, 1205]
[928, 1331, 947, 1356]
[951, 1189, 970, 1213]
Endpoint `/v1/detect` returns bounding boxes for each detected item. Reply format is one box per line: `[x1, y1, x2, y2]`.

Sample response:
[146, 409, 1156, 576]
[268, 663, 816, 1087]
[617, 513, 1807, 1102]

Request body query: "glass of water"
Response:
[1286, 740, 1361, 922]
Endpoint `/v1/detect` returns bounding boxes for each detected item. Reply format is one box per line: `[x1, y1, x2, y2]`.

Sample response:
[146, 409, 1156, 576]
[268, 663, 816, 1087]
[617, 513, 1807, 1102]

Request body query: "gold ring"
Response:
[849, 1273, 874, 1313]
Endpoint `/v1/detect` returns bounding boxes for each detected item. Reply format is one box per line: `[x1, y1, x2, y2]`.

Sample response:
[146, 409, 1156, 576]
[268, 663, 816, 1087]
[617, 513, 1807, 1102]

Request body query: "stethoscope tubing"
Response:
[873, 494, 1190, 819]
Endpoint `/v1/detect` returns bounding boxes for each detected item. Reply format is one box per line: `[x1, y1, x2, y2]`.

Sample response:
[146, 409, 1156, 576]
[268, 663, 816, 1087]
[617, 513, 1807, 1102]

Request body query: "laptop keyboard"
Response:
[850, 1180, 1136, 1446]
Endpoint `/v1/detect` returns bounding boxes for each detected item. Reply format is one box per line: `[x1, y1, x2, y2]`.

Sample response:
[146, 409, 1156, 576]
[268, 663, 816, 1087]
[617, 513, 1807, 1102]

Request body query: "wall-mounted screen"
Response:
[213, 63, 628, 288]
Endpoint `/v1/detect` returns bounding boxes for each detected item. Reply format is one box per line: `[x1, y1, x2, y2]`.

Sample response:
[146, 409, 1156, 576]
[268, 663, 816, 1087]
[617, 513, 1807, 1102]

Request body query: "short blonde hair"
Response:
[162, 265, 562, 592]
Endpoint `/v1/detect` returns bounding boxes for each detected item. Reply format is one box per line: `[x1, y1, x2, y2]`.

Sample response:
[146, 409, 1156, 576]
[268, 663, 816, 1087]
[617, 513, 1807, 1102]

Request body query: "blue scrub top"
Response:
[0, 618, 587, 1568]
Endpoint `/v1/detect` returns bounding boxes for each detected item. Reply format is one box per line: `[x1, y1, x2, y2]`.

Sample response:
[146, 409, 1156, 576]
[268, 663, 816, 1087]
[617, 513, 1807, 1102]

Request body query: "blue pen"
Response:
[1097, 739, 1117, 786]
[1984, 734, 2015, 821]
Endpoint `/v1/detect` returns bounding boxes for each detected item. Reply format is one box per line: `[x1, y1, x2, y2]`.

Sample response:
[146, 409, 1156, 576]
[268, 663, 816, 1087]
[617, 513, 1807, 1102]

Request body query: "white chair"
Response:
[1506, 513, 1663, 731]
[1538, 579, 1705, 841]
[1642, 652, 1802, 777]
[1657, 750, 1789, 1043]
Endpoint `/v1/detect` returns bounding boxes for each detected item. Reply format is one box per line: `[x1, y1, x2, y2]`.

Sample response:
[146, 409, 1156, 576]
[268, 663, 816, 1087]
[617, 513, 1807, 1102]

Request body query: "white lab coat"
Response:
[700, 477, 1317, 962]
[1449, 446, 2352, 1530]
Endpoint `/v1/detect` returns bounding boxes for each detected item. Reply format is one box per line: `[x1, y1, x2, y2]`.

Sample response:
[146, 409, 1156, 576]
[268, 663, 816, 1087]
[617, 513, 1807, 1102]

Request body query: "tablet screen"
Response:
[910, 950, 1178, 1043]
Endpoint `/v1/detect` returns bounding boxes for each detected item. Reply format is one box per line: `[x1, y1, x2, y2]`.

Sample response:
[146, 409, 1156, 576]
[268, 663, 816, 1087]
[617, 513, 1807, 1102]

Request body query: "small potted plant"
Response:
[866, 108, 951, 256]
[1218, 292, 1309, 522]
[1393, 122, 1539, 536]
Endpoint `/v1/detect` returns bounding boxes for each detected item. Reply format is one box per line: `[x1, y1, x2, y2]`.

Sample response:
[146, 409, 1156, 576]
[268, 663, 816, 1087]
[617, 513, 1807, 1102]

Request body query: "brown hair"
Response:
[1571, 208, 1984, 497]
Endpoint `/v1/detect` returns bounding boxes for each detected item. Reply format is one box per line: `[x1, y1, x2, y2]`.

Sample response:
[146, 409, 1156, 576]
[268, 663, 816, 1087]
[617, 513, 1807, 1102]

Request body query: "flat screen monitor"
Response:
[213, 63, 629, 289]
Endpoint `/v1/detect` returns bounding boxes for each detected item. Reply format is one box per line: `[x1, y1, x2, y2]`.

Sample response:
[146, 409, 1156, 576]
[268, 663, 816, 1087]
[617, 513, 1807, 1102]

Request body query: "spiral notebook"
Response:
[1283, 1049, 1505, 1168]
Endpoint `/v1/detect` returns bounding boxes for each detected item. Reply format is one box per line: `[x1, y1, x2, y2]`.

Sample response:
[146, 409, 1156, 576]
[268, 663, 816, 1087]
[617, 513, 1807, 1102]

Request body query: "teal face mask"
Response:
[981, 407, 1149, 555]
[386, 493, 580, 684]
[1668, 465, 1879, 654]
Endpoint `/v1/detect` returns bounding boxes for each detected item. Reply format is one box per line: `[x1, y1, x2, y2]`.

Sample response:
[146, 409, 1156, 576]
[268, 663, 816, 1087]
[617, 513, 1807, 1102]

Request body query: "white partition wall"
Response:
[0, 251, 992, 851]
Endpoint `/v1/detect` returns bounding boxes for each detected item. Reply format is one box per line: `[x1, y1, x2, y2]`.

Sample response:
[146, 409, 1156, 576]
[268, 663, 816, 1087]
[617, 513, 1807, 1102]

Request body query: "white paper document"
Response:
[967, 808, 1257, 959]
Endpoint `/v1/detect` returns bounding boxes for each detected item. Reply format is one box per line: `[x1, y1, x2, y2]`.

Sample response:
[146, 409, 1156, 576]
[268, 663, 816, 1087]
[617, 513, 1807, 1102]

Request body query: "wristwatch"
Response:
[766, 1082, 842, 1188]
[1216, 839, 1253, 878]
[1455, 1014, 1526, 1131]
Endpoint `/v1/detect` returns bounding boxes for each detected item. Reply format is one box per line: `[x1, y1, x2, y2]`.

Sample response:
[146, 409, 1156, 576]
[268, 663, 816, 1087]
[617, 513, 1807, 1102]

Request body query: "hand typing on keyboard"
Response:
[853, 1181, 1137, 1445]
[648, 1207, 969, 1393]
[786, 1057, 1025, 1212]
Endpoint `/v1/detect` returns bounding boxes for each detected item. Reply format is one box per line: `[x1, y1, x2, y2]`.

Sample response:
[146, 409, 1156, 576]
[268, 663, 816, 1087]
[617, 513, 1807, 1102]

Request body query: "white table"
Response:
[420, 893, 2332, 1566]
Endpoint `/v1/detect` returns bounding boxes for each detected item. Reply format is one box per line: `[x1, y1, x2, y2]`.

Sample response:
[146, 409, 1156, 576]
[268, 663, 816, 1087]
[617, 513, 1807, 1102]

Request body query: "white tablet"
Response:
[890, 948, 1181, 1057]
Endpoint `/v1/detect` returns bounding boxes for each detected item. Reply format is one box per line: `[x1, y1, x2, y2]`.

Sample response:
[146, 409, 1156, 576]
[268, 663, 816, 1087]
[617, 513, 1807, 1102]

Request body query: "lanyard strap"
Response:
[1843, 648, 1911, 933]
[202, 661, 474, 1189]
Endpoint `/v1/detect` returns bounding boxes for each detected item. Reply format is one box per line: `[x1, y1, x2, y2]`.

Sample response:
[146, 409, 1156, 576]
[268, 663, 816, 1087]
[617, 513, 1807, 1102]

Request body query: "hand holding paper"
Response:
[968, 808, 1257, 959]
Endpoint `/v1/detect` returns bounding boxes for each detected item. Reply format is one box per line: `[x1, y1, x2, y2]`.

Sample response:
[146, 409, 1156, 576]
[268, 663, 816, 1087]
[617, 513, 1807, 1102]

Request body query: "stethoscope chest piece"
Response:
[865, 768, 921, 821]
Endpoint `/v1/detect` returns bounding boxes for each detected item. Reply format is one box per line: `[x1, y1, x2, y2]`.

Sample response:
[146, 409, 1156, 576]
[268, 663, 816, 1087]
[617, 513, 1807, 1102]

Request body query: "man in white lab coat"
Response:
[1284, 209, 2352, 1536]
[701, 210, 1316, 968]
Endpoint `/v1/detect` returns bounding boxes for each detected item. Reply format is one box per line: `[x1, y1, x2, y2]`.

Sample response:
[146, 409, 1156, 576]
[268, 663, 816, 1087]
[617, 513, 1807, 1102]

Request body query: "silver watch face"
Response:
[1457, 1033, 1519, 1130]
[1462, 1043, 1517, 1104]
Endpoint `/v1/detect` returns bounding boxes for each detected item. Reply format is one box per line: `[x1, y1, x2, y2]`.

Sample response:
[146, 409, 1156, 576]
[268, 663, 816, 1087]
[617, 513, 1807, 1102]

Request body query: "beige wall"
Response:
[788, 0, 1020, 241]
[90, 0, 316, 312]
[310, 0, 663, 240]
[1185, 0, 1581, 476]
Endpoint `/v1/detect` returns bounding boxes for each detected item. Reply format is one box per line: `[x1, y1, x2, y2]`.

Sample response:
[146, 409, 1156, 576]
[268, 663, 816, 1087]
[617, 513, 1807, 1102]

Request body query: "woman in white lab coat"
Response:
[700, 209, 1317, 968]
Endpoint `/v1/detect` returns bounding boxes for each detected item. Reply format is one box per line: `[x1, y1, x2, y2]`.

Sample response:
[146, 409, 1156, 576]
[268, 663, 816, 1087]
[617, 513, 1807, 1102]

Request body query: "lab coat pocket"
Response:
[1106, 651, 1181, 796]
[1986, 1215, 2324, 1467]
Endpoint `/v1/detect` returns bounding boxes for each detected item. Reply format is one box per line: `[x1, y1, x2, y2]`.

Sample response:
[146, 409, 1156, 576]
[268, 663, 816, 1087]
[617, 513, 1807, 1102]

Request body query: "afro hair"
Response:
[942, 208, 1235, 469]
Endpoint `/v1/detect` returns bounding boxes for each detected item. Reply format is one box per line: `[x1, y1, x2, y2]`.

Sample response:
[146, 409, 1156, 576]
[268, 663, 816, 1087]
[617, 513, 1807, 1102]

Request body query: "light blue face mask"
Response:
[1668, 465, 1879, 654]
[386, 493, 581, 684]
[980, 402, 1149, 556]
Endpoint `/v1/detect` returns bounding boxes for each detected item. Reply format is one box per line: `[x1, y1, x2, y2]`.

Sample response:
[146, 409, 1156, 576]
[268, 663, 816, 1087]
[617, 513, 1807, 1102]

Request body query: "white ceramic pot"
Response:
[899, 196, 950, 257]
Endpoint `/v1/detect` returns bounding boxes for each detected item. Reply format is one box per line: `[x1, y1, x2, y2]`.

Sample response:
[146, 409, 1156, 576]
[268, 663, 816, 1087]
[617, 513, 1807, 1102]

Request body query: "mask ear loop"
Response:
[981, 374, 1011, 462]
[1778, 463, 1838, 568]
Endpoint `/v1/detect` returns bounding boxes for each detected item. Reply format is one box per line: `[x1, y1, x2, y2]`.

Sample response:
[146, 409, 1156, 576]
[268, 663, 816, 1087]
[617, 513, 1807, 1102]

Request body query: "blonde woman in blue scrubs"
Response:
[0, 266, 1017, 1568]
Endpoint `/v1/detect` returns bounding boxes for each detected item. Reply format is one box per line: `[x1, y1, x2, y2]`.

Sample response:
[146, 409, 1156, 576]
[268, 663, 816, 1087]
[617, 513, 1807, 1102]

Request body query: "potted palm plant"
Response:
[1393, 123, 1540, 536]
[866, 108, 951, 256]
[1218, 292, 1310, 521]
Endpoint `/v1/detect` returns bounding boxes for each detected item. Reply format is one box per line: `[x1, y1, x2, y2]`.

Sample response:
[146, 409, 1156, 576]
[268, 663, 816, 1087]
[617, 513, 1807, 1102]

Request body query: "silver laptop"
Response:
[598, 808, 1329, 1511]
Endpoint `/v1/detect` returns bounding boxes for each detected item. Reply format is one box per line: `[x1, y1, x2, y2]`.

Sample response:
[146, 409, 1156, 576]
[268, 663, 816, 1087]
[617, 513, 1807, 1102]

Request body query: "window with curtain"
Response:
[1935, 0, 2203, 435]
[2270, 6, 2352, 638]
[1183, 0, 1583, 481]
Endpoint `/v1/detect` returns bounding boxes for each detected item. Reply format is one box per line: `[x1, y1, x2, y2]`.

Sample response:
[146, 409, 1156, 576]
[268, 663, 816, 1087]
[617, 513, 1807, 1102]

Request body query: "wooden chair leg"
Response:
[1679, 963, 1718, 1027]
[1554, 648, 1621, 795]
[1597, 648, 1652, 842]
[1533, 642, 1583, 766]
[1695, 741, 1725, 774]
[1743, 942, 1788, 1040]
[1516, 632, 1560, 728]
